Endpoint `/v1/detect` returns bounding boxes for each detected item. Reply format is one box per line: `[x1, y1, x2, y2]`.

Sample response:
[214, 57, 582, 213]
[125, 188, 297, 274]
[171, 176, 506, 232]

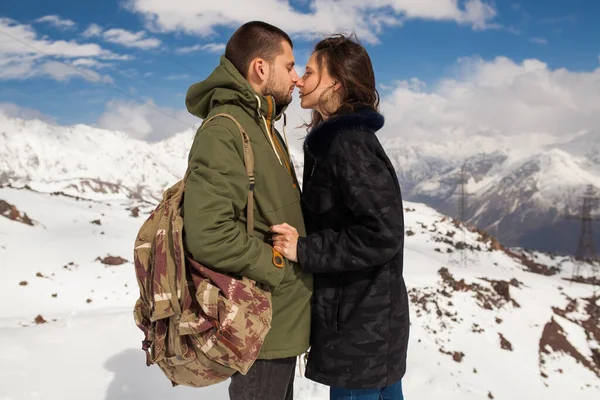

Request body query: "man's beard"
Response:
[264, 73, 292, 107]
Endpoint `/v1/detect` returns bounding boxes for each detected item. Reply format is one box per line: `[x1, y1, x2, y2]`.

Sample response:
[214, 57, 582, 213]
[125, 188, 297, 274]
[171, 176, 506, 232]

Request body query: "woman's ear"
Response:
[332, 80, 342, 92]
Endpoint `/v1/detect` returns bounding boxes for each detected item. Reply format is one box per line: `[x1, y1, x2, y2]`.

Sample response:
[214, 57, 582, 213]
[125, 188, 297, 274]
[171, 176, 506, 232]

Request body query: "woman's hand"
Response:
[271, 223, 299, 262]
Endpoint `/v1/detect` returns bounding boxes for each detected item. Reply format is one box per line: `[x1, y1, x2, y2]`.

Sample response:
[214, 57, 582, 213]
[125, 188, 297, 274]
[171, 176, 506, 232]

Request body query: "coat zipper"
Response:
[334, 285, 343, 333]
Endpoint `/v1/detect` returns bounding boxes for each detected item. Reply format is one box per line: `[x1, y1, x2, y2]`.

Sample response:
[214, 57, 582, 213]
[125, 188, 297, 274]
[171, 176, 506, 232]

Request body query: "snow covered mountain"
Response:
[1, 184, 599, 400]
[0, 113, 195, 202]
[397, 136, 600, 254]
[1, 113, 599, 255]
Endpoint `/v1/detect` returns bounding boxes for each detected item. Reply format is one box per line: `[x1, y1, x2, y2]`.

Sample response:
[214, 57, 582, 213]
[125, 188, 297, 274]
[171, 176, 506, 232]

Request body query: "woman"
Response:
[271, 35, 409, 400]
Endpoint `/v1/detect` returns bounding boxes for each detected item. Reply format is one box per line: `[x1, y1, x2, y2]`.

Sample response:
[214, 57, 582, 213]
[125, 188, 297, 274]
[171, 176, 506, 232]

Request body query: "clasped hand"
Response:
[270, 223, 299, 263]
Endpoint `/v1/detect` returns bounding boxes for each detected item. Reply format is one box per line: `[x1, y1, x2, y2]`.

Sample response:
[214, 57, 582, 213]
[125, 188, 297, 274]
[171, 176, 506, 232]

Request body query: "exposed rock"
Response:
[499, 333, 513, 351]
[474, 228, 504, 251]
[438, 268, 517, 311]
[563, 275, 600, 286]
[439, 347, 465, 362]
[492, 281, 510, 301]
[504, 248, 558, 276]
[539, 311, 600, 379]
[0, 200, 34, 226]
[96, 255, 128, 266]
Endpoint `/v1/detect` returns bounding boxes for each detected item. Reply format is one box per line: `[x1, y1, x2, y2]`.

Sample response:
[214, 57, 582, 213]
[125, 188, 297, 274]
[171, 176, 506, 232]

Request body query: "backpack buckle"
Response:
[141, 340, 153, 366]
[142, 340, 152, 351]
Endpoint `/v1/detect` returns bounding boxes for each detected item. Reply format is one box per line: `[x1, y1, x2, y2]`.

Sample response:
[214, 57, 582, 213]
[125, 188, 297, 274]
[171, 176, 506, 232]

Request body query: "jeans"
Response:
[229, 357, 297, 400]
[330, 380, 404, 400]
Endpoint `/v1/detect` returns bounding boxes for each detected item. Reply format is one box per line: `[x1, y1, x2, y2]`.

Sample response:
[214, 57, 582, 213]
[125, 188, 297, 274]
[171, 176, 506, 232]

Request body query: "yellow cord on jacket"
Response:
[255, 95, 282, 165]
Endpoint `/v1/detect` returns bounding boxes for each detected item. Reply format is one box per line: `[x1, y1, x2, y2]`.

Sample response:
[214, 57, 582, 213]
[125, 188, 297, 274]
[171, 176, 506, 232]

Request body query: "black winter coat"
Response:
[297, 109, 410, 389]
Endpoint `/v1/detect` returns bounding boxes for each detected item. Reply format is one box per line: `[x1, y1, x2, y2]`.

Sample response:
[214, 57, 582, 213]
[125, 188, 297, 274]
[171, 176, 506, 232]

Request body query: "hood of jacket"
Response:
[185, 56, 286, 122]
[304, 108, 385, 160]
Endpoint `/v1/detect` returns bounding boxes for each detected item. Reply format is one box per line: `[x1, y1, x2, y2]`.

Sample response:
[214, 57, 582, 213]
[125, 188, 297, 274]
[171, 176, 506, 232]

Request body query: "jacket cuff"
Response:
[252, 243, 286, 288]
[297, 236, 310, 272]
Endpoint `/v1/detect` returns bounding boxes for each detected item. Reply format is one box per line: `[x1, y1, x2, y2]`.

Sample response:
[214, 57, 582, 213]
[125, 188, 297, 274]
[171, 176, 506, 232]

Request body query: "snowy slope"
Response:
[1, 186, 599, 400]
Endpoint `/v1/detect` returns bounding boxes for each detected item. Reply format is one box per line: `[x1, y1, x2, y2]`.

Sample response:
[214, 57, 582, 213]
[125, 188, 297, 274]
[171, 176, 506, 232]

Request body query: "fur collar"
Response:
[304, 108, 384, 159]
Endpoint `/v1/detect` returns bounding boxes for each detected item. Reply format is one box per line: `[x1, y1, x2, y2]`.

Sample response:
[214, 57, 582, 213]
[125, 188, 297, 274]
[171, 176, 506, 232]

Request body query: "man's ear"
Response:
[249, 58, 269, 83]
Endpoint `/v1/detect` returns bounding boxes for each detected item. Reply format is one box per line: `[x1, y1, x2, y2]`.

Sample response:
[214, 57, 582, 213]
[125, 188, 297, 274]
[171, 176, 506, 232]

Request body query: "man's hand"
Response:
[271, 223, 299, 262]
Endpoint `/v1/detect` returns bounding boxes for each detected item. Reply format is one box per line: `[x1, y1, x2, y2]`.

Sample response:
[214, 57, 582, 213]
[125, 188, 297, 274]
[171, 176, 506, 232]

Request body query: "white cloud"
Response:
[34, 15, 77, 30]
[0, 102, 56, 122]
[0, 54, 113, 83]
[530, 37, 548, 45]
[81, 23, 161, 49]
[97, 99, 198, 141]
[0, 18, 114, 58]
[174, 43, 225, 54]
[103, 28, 161, 49]
[71, 58, 112, 69]
[282, 57, 600, 149]
[40, 61, 114, 83]
[82, 23, 103, 38]
[125, 0, 497, 44]
[0, 18, 124, 82]
[377, 57, 600, 143]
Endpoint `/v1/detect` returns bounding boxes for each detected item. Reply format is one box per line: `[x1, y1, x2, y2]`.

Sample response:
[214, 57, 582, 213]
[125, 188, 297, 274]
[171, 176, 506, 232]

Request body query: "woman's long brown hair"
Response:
[305, 34, 380, 130]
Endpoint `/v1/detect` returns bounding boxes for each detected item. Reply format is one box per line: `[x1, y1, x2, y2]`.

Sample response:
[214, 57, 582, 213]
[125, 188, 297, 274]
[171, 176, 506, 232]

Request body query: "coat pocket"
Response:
[312, 276, 342, 333]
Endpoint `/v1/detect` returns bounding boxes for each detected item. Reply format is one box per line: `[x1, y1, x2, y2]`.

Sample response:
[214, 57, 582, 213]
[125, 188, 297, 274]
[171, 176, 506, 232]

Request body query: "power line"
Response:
[565, 185, 600, 275]
[0, 28, 193, 130]
[449, 163, 474, 268]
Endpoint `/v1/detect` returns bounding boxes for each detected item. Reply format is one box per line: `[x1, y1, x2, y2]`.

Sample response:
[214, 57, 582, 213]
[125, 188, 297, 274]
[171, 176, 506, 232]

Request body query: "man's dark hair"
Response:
[225, 21, 293, 79]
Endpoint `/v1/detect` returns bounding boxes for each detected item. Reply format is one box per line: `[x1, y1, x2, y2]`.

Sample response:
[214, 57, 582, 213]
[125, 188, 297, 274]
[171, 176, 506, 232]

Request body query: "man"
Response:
[182, 21, 312, 400]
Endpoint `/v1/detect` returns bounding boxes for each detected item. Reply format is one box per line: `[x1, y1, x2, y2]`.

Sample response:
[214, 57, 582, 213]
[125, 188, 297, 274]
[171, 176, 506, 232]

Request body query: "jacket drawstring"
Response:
[282, 113, 290, 153]
[255, 94, 282, 165]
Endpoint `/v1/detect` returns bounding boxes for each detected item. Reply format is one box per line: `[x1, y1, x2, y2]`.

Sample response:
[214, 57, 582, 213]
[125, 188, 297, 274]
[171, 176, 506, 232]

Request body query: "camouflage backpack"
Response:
[133, 113, 272, 387]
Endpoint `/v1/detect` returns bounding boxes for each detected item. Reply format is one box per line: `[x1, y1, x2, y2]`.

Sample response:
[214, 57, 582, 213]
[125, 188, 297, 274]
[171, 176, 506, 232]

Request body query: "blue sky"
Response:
[0, 0, 599, 140]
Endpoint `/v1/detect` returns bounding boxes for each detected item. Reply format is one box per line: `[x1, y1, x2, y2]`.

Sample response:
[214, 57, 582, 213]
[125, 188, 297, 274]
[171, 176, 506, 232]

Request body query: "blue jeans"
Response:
[330, 380, 404, 400]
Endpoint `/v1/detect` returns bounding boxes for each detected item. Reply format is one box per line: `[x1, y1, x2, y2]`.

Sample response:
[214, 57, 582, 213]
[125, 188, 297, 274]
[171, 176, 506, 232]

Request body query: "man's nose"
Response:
[291, 69, 300, 83]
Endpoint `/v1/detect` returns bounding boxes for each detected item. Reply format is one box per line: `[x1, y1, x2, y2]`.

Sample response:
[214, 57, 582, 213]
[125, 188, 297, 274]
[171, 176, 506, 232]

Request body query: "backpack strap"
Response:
[184, 113, 256, 235]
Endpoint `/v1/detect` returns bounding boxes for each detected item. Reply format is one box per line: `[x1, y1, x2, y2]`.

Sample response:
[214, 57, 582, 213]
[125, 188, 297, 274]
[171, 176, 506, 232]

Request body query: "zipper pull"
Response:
[310, 162, 317, 177]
